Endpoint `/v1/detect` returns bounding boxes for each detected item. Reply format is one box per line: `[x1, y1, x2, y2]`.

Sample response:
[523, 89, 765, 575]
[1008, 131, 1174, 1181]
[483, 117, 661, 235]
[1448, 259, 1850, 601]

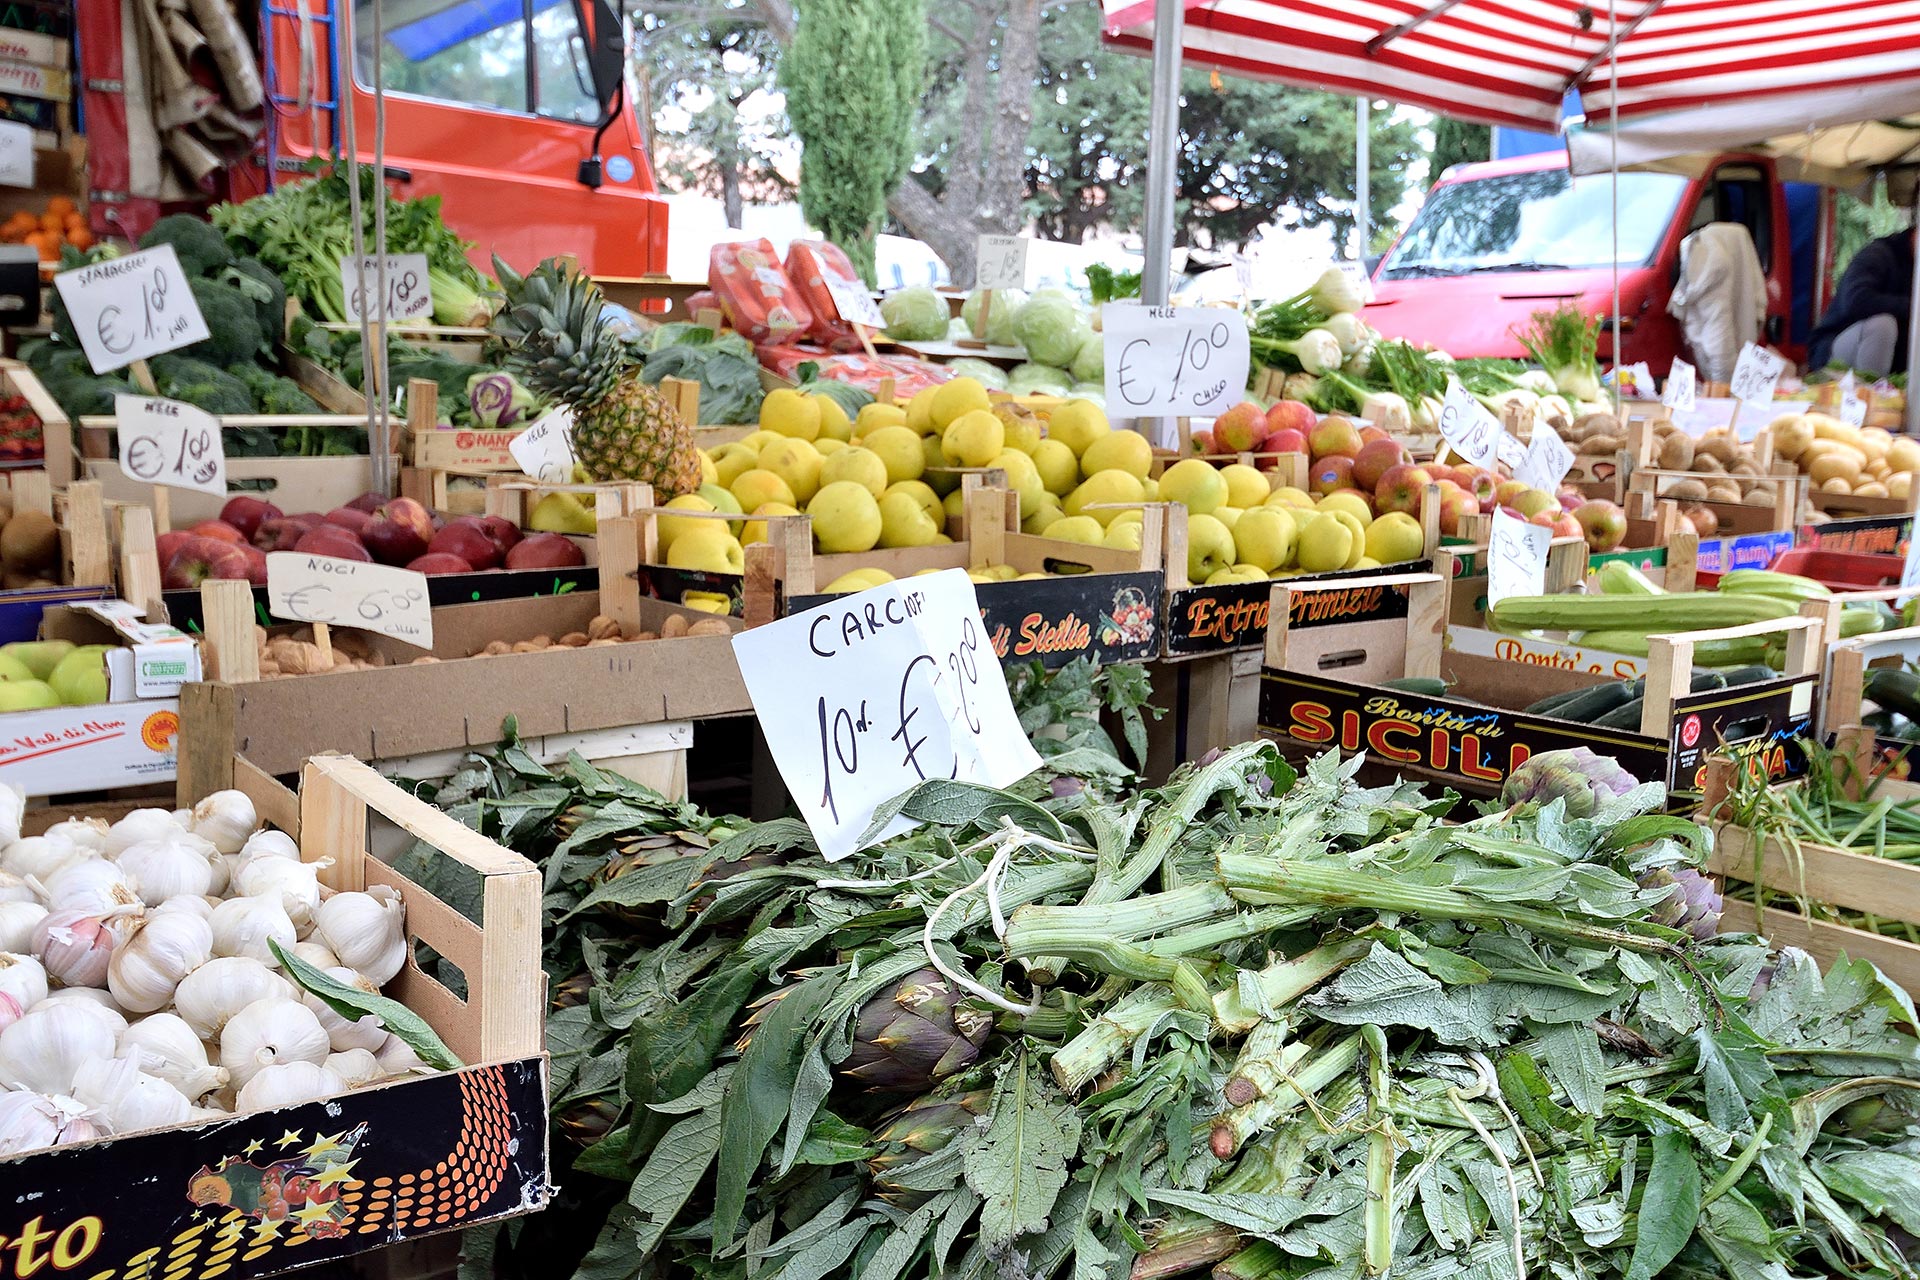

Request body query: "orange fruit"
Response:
[44, 196, 73, 217]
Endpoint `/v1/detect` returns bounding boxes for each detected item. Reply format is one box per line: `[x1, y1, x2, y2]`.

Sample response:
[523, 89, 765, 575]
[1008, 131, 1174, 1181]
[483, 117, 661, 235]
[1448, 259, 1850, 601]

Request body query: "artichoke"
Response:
[867, 1088, 991, 1204]
[840, 968, 992, 1092]
[1500, 747, 1638, 818]
[1639, 866, 1723, 941]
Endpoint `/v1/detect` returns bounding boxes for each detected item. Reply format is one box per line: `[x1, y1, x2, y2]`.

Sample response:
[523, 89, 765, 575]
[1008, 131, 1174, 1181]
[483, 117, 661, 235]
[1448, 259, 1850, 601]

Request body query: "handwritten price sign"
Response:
[827, 277, 886, 330]
[731, 569, 1040, 860]
[1728, 343, 1785, 408]
[509, 406, 577, 483]
[1488, 508, 1551, 608]
[1438, 380, 1501, 471]
[340, 254, 433, 323]
[1515, 421, 1574, 492]
[975, 235, 1029, 291]
[53, 245, 210, 374]
[114, 395, 226, 497]
[265, 554, 433, 648]
[0, 121, 33, 189]
[1102, 303, 1250, 418]
[1663, 358, 1697, 412]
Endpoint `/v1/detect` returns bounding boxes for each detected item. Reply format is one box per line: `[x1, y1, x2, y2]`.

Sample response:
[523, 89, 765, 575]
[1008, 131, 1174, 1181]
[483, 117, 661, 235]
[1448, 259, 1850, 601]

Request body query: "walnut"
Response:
[277, 642, 333, 675]
[588, 637, 620, 646]
[587, 615, 621, 640]
[662, 614, 689, 639]
[511, 641, 541, 654]
[482, 640, 512, 656]
[529, 635, 554, 649]
[559, 632, 589, 648]
[413, 656, 439, 664]
[688, 619, 732, 638]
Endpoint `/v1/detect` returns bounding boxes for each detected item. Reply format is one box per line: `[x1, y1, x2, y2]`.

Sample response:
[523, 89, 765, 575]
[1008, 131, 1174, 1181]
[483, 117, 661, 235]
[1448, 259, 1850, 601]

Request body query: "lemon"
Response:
[930, 377, 992, 430]
[1079, 429, 1153, 480]
[820, 445, 889, 498]
[760, 388, 822, 441]
[1048, 399, 1111, 456]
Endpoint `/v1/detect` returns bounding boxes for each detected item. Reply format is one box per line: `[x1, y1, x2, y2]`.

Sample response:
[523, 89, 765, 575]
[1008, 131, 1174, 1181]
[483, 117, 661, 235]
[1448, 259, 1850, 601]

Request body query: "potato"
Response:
[1694, 455, 1725, 473]
[663, 615, 690, 639]
[1855, 480, 1891, 499]
[1705, 481, 1742, 504]
[1809, 453, 1862, 487]
[1667, 477, 1710, 501]
[1578, 435, 1621, 456]
[688, 619, 733, 638]
[1658, 433, 1695, 469]
[1770, 412, 1815, 460]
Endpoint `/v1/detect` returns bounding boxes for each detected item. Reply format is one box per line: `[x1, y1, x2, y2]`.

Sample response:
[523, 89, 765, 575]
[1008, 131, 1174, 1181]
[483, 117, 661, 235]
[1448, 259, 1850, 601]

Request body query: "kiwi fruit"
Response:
[1706, 481, 1743, 504]
[1572, 412, 1619, 440]
[1578, 435, 1623, 455]
[0, 510, 58, 572]
[1658, 434, 1695, 469]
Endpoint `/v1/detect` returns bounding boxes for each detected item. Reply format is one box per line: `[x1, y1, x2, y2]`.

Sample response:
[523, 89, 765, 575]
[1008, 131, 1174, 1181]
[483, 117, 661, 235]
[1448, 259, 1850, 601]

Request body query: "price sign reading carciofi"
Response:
[340, 254, 433, 323]
[732, 569, 1041, 860]
[52, 245, 210, 374]
[1102, 304, 1251, 418]
[114, 395, 227, 497]
[266, 553, 434, 648]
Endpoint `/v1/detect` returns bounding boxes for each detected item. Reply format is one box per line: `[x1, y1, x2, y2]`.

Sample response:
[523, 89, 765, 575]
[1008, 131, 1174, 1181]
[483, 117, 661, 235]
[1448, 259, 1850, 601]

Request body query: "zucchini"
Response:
[1717, 569, 1831, 602]
[1593, 696, 1648, 729]
[1549, 679, 1641, 723]
[1573, 630, 1650, 656]
[1489, 591, 1797, 633]
[1866, 668, 1920, 721]
[1524, 687, 1593, 716]
[1691, 671, 1727, 693]
[1719, 664, 1777, 688]
[1382, 676, 1449, 696]
[1596, 561, 1663, 595]
[1839, 607, 1888, 639]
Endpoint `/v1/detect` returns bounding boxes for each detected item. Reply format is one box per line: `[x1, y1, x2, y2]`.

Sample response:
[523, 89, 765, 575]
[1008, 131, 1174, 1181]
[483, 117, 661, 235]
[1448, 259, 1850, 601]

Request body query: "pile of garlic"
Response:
[0, 785, 419, 1158]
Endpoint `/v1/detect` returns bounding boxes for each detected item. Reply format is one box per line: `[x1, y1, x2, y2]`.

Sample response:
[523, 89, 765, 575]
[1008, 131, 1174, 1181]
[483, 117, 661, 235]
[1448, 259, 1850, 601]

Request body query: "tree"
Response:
[1430, 115, 1491, 175]
[780, 0, 928, 282]
[641, 4, 791, 230]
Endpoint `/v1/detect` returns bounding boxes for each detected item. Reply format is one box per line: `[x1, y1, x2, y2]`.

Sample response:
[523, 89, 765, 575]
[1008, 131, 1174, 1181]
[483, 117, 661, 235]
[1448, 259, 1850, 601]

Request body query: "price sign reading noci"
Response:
[114, 395, 226, 497]
[1515, 420, 1574, 492]
[52, 245, 211, 374]
[266, 554, 434, 648]
[1437, 379, 1502, 471]
[509, 406, 577, 483]
[1728, 343, 1785, 408]
[1663, 358, 1697, 412]
[1102, 303, 1250, 419]
[731, 569, 1042, 860]
[1488, 508, 1551, 608]
[975, 235, 1029, 291]
[826, 276, 886, 330]
[340, 254, 433, 323]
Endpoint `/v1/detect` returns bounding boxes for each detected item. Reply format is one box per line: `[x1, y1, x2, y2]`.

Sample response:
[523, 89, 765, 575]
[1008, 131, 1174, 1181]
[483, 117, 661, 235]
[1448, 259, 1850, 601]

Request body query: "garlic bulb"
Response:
[0, 953, 47, 1009]
[232, 858, 323, 932]
[219, 997, 328, 1091]
[32, 908, 136, 988]
[236, 1060, 345, 1112]
[118, 833, 218, 906]
[104, 808, 185, 856]
[1, 835, 86, 883]
[173, 957, 294, 1040]
[188, 792, 257, 856]
[69, 1055, 191, 1135]
[0, 784, 21, 849]
[41, 859, 139, 915]
[325, 1048, 383, 1089]
[0, 1004, 117, 1093]
[234, 830, 299, 875]
[119, 1013, 227, 1100]
[0, 992, 21, 1034]
[374, 1033, 429, 1078]
[0, 1091, 99, 1155]
[0, 902, 46, 953]
[313, 887, 406, 986]
[154, 895, 214, 921]
[39, 988, 129, 1036]
[0, 872, 37, 907]
[108, 911, 213, 1013]
[39, 817, 108, 855]
[210, 897, 296, 965]
[303, 966, 386, 1053]
[204, 852, 230, 898]
[291, 939, 338, 969]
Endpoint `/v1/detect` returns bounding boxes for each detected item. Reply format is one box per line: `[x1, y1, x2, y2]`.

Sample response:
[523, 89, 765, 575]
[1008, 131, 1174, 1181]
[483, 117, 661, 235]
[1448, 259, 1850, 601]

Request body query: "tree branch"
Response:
[746, 0, 794, 43]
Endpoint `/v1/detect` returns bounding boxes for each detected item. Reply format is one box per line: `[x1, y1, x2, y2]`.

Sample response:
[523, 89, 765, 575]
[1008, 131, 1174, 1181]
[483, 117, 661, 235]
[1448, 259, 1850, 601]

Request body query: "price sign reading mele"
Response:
[1728, 343, 1785, 408]
[340, 254, 433, 323]
[114, 395, 226, 497]
[1438, 380, 1501, 471]
[1488, 508, 1550, 608]
[1663, 358, 1697, 412]
[266, 554, 434, 648]
[1515, 421, 1574, 492]
[509, 406, 577, 483]
[1102, 304, 1250, 418]
[731, 569, 1041, 860]
[52, 245, 211, 374]
[975, 235, 1029, 291]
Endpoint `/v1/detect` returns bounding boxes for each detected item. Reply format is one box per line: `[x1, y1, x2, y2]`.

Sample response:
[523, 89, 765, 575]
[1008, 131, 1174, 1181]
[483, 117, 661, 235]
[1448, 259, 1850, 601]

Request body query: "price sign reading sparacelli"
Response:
[340, 254, 433, 323]
[114, 395, 226, 497]
[1515, 420, 1574, 492]
[1437, 380, 1501, 471]
[1488, 508, 1550, 608]
[266, 553, 433, 648]
[732, 569, 1041, 860]
[1729, 343, 1785, 408]
[1102, 304, 1250, 418]
[975, 235, 1029, 291]
[509, 406, 577, 483]
[53, 245, 210, 374]
[1663, 358, 1697, 412]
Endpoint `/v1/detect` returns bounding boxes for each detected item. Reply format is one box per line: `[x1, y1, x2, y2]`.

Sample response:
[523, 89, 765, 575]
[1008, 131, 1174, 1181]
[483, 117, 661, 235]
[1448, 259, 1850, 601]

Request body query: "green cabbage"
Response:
[961, 287, 1026, 346]
[1070, 331, 1104, 384]
[880, 285, 950, 342]
[945, 358, 1009, 390]
[1069, 383, 1107, 407]
[1008, 362, 1074, 396]
[1014, 290, 1089, 367]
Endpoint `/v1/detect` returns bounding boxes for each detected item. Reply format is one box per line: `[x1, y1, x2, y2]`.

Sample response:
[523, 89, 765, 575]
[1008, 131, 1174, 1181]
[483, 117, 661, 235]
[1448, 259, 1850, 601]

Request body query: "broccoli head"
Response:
[179, 279, 266, 367]
[151, 354, 255, 415]
[226, 363, 320, 415]
[43, 372, 136, 418]
[224, 258, 288, 353]
[139, 215, 233, 278]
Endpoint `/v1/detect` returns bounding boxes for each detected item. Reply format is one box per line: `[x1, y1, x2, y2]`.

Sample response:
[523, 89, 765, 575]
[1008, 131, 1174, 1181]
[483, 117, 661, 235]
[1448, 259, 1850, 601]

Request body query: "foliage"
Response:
[783, 0, 927, 282]
[1431, 114, 1493, 175]
[1004, 657, 1163, 771]
[641, 3, 792, 227]
[1835, 176, 1912, 280]
[638, 324, 766, 424]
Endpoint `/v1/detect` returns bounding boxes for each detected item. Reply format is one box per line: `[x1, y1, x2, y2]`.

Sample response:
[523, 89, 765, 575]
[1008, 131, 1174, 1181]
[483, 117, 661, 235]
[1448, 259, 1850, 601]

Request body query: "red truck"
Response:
[1364, 149, 1825, 374]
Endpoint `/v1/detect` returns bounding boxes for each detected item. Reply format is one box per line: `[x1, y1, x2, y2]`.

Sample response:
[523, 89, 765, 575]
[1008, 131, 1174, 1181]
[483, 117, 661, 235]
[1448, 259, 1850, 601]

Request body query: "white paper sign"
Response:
[0, 121, 33, 189]
[53, 245, 210, 374]
[1437, 380, 1502, 471]
[1839, 371, 1867, 428]
[1103, 304, 1251, 418]
[1488, 508, 1550, 608]
[829, 277, 886, 329]
[509, 406, 577, 483]
[1663, 358, 1697, 412]
[730, 569, 1042, 861]
[340, 253, 433, 322]
[975, 236, 1029, 291]
[1497, 432, 1525, 470]
[1515, 421, 1574, 492]
[1616, 361, 1656, 399]
[1728, 343, 1785, 408]
[114, 395, 226, 497]
[266, 554, 433, 648]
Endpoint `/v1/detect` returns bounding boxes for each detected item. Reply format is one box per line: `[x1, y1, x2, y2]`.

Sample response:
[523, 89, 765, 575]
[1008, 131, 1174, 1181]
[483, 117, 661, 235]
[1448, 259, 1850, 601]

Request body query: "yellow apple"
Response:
[807, 481, 883, 553]
[1159, 458, 1229, 514]
[1233, 506, 1296, 572]
[1185, 513, 1236, 581]
[1219, 462, 1269, 509]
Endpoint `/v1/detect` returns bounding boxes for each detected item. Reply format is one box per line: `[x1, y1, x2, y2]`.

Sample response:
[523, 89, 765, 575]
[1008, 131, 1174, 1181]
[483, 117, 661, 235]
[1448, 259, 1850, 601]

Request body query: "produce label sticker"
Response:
[1515, 420, 1574, 492]
[733, 568, 1042, 860]
[266, 553, 433, 648]
[340, 253, 433, 323]
[975, 235, 1029, 291]
[0, 120, 33, 188]
[1487, 508, 1549, 608]
[1663, 358, 1696, 412]
[1438, 379, 1501, 471]
[1103, 303, 1250, 419]
[113, 395, 227, 497]
[53, 244, 211, 374]
[826, 275, 886, 329]
[509, 406, 577, 483]
[1728, 343, 1785, 408]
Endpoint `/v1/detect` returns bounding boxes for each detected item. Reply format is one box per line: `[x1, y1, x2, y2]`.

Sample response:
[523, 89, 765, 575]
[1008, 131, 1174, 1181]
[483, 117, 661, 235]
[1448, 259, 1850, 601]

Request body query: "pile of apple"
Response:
[1192, 399, 1318, 459]
[156, 494, 588, 591]
[0, 638, 116, 711]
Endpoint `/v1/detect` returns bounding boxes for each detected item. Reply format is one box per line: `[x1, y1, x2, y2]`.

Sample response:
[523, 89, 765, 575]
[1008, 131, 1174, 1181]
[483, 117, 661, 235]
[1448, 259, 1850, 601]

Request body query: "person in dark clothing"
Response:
[1809, 228, 1916, 375]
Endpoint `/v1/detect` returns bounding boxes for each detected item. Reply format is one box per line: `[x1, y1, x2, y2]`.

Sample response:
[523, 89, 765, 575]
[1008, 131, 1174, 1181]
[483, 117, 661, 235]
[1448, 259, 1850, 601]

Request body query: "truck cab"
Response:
[1363, 150, 1806, 375]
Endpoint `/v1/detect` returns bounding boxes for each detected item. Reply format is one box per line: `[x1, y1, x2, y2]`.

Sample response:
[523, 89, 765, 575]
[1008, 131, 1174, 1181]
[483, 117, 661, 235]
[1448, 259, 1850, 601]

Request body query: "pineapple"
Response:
[491, 256, 702, 495]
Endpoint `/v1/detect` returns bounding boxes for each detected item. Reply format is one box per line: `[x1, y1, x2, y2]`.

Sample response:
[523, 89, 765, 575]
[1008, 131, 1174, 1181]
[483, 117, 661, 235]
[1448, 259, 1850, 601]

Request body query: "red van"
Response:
[1363, 150, 1808, 375]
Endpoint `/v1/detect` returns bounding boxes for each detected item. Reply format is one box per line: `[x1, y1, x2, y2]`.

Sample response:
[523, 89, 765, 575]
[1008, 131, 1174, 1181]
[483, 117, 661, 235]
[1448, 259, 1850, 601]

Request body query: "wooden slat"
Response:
[61, 480, 109, 587]
[175, 683, 238, 805]
[305, 753, 534, 879]
[1712, 823, 1920, 924]
[199, 580, 260, 683]
[1720, 900, 1920, 995]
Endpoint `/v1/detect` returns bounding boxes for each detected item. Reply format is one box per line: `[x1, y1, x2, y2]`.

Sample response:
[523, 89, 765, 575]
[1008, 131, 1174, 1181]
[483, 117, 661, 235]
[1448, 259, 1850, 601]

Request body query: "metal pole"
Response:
[1355, 98, 1371, 260]
[1906, 183, 1919, 433]
[1141, 0, 1182, 308]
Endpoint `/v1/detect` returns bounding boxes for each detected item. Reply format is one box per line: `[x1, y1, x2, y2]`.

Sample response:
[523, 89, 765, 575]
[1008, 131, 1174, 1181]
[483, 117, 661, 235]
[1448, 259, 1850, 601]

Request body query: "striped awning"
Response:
[1099, 0, 1920, 134]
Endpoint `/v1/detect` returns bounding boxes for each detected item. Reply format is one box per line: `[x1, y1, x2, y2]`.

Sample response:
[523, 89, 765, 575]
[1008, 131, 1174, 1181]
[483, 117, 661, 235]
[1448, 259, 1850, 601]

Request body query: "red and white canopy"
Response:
[1099, 0, 1920, 135]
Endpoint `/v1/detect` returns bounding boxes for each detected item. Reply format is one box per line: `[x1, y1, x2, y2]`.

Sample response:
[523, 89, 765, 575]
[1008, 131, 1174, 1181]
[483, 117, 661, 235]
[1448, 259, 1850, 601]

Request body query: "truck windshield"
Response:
[357, 0, 601, 122]
[1380, 169, 1689, 280]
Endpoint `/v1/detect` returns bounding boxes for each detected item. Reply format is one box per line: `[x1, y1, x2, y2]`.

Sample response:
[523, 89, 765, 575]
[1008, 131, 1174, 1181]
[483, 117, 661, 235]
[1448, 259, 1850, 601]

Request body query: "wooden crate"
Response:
[1812, 594, 1920, 744]
[3, 749, 548, 1280]
[0, 359, 73, 488]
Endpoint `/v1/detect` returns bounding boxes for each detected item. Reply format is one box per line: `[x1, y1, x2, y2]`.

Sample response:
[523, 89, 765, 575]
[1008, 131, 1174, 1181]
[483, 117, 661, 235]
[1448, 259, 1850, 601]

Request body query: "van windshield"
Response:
[1380, 169, 1688, 279]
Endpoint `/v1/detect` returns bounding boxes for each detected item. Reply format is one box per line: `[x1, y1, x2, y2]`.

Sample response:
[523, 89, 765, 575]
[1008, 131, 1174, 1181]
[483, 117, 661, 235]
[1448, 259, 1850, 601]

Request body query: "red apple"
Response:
[1307, 416, 1363, 459]
[1308, 455, 1355, 496]
[1375, 464, 1434, 516]
[253, 515, 320, 553]
[1357, 425, 1389, 447]
[238, 545, 268, 586]
[156, 530, 193, 565]
[1189, 429, 1214, 456]
[1574, 500, 1627, 552]
[1264, 427, 1307, 456]
[217, 497, 281, 540]
[427, 521, 500, 570]
[293, 526, 373, 562]
[1352, 438, 1412, 493]
[362, 498, 437, 566]
[1264, 400, 1316, 438]
[1213, 401, 1266, 453]
[324, 508, 374, 536]
[1493, 479, 1532, 507]
[406, 552, 475, 576]
[505, 533, 587, 570]
[1551, 512, 1582, 539]
[1557, 486, 1585, 512]
[474, 514, 523, 559]
[346, 491, 387, 514]
[1438, 491, 1480, 537]
[162, 536, 252, 589]
[189, 520, 245, 544]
